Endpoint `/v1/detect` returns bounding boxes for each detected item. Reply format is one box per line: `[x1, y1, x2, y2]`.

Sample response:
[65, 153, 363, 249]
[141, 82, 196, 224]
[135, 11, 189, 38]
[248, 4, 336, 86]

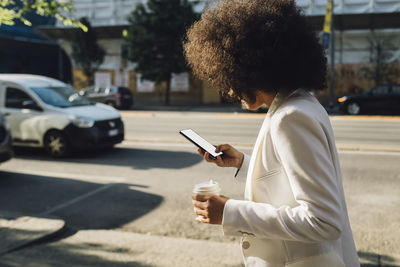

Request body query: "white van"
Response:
[0, 74, 124, 157]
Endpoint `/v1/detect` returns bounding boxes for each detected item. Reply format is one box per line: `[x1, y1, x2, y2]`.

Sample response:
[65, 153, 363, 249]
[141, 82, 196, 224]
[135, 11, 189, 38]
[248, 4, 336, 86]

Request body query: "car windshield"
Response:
[31, 87, 93, 108]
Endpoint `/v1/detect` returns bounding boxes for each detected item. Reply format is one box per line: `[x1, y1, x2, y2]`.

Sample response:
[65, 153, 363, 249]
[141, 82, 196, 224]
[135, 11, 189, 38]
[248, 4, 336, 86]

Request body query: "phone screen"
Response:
[179, 129, 223, 159]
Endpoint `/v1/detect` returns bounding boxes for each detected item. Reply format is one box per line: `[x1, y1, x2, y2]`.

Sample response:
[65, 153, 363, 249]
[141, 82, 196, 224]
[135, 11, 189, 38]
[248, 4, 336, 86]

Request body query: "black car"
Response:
[338, 85, 400, 115]
[81, 86, 134, 109]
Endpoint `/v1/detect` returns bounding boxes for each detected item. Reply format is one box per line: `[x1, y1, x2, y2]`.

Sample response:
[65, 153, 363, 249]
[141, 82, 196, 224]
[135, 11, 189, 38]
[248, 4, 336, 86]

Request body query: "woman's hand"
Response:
[197, 144, 244, 169]
[192, 194, 229, 224]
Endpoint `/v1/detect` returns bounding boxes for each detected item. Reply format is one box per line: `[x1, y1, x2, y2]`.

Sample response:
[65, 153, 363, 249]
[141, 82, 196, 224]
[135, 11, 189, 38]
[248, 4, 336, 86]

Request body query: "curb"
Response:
[120, 110, 400, 120]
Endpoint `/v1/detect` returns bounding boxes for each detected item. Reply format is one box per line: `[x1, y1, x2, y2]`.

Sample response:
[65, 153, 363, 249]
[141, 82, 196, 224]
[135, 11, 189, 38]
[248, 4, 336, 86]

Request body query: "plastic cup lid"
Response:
[193, 179, 221, 194]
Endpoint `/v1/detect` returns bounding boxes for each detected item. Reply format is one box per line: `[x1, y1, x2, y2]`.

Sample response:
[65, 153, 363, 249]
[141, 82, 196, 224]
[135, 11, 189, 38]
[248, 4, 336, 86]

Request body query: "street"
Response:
[0, 111, 399, 266]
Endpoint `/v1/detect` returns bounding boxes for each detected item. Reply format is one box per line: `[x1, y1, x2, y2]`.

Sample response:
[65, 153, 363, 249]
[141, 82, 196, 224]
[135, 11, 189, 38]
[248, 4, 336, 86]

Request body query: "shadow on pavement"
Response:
[0, 171, 163, 230]
[13, 146, 202, 170]
[359, 251, 400, 267]
[1, 249, 156, 267]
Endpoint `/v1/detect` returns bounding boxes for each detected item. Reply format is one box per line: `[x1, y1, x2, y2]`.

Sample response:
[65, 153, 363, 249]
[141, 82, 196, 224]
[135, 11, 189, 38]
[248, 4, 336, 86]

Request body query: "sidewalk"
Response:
[0, 211, 65, 256]
[0, 223, 243, 267]
[0, 212, 399, 266]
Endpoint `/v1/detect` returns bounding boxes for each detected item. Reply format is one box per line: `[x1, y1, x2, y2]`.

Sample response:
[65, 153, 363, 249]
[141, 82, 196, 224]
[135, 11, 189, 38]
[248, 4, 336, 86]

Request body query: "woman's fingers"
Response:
[192, 195, 210, 222]
[215, 155, 224, 166]
[192, 199, 207, 209]
[192, 193, 211, 202]
[194, 207, 208, 217]
[197, 148, 204, 156]
[215, 144, 231, 153]
[203, 152, 216, 163]
[196, 216, 210, 223]
[192, 194, 228, 225]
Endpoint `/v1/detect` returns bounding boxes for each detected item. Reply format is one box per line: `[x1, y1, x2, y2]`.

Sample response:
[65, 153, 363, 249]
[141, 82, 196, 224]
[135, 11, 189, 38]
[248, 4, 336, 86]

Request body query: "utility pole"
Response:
[322, 0, 336, 110]
[329, 0, 336, 110]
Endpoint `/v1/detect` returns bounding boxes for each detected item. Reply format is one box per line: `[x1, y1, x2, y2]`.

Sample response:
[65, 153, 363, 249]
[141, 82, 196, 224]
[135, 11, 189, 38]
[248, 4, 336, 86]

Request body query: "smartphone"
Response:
[179, 129, 223, 160]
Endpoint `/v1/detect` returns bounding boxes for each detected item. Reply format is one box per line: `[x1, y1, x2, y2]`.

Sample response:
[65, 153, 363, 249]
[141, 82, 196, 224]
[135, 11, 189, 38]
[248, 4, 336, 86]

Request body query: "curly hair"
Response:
[183, 0, 327, 104]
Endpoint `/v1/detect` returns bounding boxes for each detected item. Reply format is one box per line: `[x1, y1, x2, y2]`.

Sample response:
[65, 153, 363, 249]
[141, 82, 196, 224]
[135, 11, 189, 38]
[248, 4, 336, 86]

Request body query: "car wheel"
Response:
[346, 102, 361, 115]
[44, 130, 70, 158]
[105, 101, 116, 108]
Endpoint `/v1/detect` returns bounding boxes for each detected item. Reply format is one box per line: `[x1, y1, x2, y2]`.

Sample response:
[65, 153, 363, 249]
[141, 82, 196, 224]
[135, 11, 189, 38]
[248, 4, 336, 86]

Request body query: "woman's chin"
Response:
[246, 104, 262, 111]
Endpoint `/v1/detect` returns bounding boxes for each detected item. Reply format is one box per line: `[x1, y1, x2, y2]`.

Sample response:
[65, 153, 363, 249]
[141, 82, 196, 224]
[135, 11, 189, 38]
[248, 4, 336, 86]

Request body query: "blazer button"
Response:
[242, 241, 250, 249]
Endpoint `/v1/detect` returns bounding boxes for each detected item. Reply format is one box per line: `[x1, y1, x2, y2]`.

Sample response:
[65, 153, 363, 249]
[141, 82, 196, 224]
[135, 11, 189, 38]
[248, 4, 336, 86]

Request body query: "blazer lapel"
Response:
[244, 91, 289, 200]
[245, 115, 269, 200]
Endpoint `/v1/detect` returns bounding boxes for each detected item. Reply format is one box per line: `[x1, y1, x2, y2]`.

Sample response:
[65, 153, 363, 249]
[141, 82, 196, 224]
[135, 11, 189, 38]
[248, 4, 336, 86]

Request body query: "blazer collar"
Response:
[267, 88, 305, 116]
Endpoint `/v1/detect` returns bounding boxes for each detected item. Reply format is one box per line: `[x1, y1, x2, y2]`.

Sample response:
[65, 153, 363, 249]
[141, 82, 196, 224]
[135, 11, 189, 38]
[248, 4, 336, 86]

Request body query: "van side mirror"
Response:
[22, 100, 42, 111]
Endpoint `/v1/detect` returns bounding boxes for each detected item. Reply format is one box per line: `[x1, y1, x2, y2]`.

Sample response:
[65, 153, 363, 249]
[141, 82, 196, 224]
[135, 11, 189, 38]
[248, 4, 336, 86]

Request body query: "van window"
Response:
[5, 87, 35, 109]
[31, 87, 93, 108]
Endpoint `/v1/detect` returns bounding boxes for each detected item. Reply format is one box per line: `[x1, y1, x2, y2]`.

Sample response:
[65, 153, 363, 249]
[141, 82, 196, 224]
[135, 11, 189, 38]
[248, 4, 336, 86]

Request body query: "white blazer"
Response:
[222, 89, 360, 267]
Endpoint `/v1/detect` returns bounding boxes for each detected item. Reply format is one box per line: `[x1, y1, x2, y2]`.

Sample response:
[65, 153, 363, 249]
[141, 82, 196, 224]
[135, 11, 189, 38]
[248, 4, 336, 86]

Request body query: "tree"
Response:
[0, 0, 86, 31]
[361, 32, 400, 86]
[125, 0, 198, 105]
[70, 17, 105, 86]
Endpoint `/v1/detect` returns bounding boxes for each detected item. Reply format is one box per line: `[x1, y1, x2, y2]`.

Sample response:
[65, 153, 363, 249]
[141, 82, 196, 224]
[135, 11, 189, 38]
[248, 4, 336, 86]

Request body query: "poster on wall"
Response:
[95, 72, 111, 88]
[136, 73, 155, 93]
[115, 69, 130, 88]
[171, 72, 189, 92]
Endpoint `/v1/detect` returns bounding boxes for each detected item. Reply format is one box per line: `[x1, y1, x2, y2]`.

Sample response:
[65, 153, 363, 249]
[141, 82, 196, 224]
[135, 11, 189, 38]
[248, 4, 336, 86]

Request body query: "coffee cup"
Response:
[192, 180, 221, 220]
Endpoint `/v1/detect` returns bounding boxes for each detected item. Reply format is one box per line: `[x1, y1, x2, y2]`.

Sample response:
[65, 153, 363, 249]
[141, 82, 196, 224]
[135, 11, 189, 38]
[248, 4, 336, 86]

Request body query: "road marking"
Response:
[330, 115, 400, 121]
[40, 184, 115, 216]
[120, 140, 254, 150]
[339, 150, 400, 156]
[215, 113, 266, 118]
[120, 140, 400, 154]
[120, 111, 155, 117]
[0, 169, 126, 184]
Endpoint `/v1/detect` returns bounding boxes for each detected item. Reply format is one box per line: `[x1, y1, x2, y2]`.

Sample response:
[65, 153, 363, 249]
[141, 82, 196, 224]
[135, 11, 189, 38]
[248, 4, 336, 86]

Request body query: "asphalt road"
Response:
[0, 111, 399, 266]
[120, 111, 400, 148]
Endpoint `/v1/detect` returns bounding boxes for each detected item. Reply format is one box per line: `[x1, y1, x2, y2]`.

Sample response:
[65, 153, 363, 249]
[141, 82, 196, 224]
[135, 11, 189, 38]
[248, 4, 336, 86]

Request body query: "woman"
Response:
[184, 0, 360, 266]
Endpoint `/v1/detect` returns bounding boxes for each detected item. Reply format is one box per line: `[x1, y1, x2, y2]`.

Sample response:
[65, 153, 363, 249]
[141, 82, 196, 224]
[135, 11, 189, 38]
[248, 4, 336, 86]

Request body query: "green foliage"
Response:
[0, 0, 87, 31]
[70, 17, 105, 84]
[124, 0, 198, 104]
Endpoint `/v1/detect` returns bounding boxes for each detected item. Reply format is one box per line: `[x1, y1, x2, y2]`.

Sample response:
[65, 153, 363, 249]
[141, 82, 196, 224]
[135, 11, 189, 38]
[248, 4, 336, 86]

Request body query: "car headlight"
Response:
[337, 96, 347, 103]
[69, 116, 94, 128]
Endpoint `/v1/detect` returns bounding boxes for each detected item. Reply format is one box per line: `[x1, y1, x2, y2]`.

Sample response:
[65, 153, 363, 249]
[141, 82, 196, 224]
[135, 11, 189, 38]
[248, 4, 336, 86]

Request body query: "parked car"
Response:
[0, 113, 13, 163]
[80, 86, 133, 109]
[0, 74, 124, 157]
[337, 85, 400, 115]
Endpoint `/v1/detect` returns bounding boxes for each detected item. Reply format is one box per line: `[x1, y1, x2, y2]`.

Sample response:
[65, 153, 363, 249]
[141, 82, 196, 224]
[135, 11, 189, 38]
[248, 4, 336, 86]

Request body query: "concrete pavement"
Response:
[0, 229, 243, 267]
[1, 212, 399, 266]
[0, 211, 65, 256]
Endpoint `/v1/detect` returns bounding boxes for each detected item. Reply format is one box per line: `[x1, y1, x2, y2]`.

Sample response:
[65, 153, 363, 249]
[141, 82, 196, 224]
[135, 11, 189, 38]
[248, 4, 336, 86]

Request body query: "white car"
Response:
[0, 74, 124, 157]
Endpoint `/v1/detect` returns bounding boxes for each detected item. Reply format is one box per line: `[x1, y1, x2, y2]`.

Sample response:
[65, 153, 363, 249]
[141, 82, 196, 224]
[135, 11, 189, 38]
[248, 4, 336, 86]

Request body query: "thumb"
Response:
[216, 144, 230, 153]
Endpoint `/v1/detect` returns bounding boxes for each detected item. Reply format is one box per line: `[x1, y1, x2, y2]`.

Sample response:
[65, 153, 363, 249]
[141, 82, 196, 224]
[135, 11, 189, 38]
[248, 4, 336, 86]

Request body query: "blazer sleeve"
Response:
[222, 110, 343, 243]
[233, 153, 250, 182]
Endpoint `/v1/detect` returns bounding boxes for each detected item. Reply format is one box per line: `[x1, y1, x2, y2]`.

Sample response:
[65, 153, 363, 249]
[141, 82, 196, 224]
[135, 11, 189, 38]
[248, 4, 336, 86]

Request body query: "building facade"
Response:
[38, 0, 400, 106]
